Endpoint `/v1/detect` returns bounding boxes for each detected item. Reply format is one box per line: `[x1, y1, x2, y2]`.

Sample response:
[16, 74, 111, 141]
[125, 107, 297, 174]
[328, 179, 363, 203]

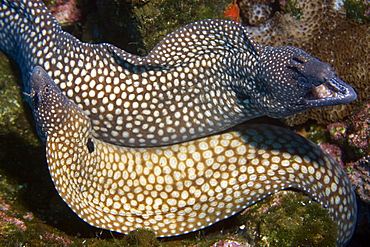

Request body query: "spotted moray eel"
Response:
[0, 0, 357, 147]
[25, 66, 357, 246]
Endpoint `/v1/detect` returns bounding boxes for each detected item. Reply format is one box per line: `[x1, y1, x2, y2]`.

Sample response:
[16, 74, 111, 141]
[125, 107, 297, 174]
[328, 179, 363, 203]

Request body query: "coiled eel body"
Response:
[25, 66, 357, 246]
[0, 0, 357, 147]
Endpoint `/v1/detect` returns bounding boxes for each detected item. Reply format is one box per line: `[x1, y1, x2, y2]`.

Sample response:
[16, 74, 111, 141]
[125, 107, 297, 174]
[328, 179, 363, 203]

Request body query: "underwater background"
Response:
[0, 0, 369, 246]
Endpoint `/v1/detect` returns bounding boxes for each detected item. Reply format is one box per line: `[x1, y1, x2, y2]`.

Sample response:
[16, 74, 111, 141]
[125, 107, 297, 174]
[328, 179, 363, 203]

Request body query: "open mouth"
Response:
[304, 77, 357, 106]
[307, 83, 337, 99]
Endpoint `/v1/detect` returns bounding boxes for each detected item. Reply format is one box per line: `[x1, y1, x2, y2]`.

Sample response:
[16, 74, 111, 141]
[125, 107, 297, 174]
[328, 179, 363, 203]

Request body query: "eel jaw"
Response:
[304, 77, 357, 107]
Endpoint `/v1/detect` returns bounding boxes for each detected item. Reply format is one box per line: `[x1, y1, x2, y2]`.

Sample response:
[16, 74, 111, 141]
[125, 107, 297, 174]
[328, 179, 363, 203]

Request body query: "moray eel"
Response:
[0, 0, 357, 147]
[25, 66, 357, 246]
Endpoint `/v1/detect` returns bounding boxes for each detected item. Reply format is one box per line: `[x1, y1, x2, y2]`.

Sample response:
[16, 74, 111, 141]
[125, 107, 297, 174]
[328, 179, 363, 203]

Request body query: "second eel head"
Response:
[24, 66, 83, 139]
[244, 45, 357, 118]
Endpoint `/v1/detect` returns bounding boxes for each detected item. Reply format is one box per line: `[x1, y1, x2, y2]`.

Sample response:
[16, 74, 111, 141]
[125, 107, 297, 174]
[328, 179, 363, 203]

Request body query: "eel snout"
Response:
[305, 76, 357, 106]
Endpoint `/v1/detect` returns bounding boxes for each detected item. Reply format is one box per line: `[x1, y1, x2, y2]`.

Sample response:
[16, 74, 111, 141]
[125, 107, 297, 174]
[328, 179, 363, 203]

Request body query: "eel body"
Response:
[0, 0, 357, 147]
[26, 66, 357, 246]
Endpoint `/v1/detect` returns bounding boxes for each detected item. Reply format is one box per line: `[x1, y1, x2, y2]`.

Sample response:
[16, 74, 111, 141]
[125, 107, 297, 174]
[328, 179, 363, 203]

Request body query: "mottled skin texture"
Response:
[0, 0, 357, 147]
[26, 66, 357, 246]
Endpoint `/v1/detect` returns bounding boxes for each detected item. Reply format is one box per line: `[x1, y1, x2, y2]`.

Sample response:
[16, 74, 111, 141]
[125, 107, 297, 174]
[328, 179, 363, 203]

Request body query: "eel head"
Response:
[252, 46, 357, 118]
[24, 66, 72, 136]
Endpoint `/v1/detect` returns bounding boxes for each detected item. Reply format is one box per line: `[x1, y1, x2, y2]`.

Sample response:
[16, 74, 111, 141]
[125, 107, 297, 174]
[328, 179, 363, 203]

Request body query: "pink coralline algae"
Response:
[0, 197, 27, 232]
[326, 100, 370, 204]
[49, 0, 82, 25]
[327, 123, 348, 141]
[0, 212, 27, 232]
[42, 233, 72, 245]
[347, 157, 370, 203]
[346, 101, 370, 153]
[320, 143, 345, 168]
[327, 99, 370, 157]
[211, 239, 252, 247]
[349, 131, 369, 150]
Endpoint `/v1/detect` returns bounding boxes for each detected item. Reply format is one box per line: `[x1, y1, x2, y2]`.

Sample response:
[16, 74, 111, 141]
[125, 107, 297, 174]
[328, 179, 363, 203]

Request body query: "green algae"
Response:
[126, 228, 159, 246]
[293, 122, 330, 144]
[239, 191, 337, 247]
[0, 52, 40, 147]
[344, 0, 370, 23]
[281, 0, 303, 20]
[131, 0, 233, 54]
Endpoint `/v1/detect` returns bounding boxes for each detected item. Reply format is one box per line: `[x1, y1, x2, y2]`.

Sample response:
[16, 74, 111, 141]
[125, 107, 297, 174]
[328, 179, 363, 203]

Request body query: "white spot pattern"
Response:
[0, 0, 355, 147]
[29, 66, 357, 246]
[0, 0, 261, 147]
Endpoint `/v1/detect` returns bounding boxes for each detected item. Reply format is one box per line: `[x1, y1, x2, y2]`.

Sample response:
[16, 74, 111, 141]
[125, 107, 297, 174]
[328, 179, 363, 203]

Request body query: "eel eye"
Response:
[87, 138, 95, 153]
[43, 85, 50, 94]
[298, 75, 309, 86]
